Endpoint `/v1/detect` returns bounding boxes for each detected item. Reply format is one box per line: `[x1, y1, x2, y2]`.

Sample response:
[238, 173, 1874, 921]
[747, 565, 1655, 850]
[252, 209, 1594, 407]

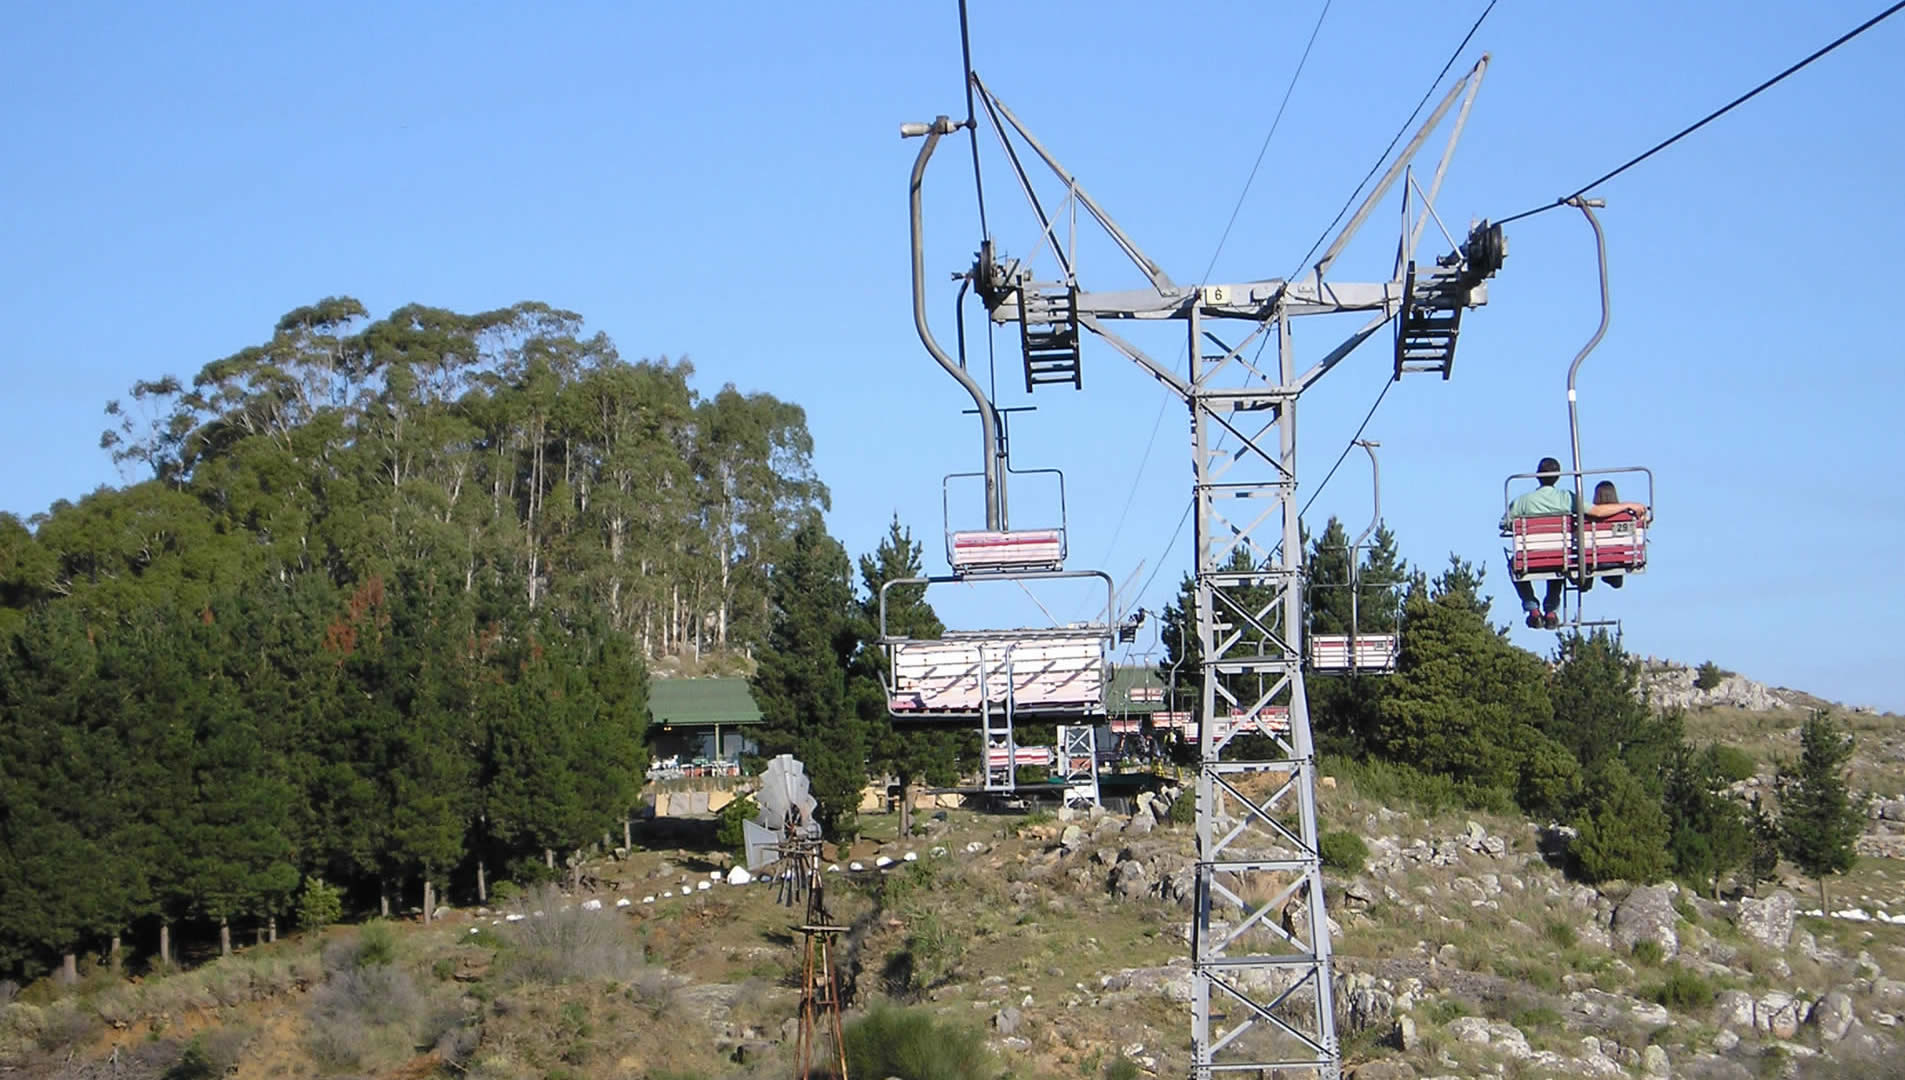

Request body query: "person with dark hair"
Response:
[1503, 457, 1571, 627]
[1502, 457, 1649, 628]
[1585, 479, 1646, 590]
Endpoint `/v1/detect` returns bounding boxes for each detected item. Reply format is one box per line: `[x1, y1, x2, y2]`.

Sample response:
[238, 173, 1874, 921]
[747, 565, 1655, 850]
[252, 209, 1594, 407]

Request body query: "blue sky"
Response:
[3, 1, 1900, 710]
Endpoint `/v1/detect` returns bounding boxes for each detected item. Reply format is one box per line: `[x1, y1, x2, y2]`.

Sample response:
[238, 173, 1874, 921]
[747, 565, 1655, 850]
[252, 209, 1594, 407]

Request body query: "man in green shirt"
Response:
[1503, 458, 1573, 627]
[1502, 456, 1650, 629]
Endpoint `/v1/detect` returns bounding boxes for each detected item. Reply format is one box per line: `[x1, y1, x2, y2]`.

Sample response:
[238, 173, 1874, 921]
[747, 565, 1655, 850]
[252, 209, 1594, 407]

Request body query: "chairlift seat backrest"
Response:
[1505, 512, 1647, 579]
[949, 529, 1065, 574]
[984, 745, 1055, 769]
[1309, 633, 1400, 672]
[889, 630, 1105, 714]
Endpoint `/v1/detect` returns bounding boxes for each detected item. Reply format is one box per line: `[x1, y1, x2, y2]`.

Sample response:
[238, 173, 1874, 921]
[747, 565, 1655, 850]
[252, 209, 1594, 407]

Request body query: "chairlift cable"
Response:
[1494, 0, 1905, 226]
[1301, 375, 1392, 522]
[958, 0, 990, 244]
[1101, 0, 1333, 565]
[1287, 0, 1498, 283]
[1202, 0, 1333, 282]
[1130, 498, 1195, 607]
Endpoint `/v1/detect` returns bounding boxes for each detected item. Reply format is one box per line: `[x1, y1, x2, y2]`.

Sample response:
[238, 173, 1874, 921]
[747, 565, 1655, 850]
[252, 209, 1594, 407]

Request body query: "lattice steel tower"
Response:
[904, 53, 1505, 1079]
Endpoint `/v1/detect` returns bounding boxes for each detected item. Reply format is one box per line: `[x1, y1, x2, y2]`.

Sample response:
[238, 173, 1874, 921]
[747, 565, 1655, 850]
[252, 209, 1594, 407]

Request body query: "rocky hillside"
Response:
[6, 770, 1904, 1080]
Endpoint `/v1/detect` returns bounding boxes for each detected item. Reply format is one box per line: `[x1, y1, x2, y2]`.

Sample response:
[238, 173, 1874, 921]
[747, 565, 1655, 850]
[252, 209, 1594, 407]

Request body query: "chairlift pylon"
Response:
[1501, 198, 1655, 632]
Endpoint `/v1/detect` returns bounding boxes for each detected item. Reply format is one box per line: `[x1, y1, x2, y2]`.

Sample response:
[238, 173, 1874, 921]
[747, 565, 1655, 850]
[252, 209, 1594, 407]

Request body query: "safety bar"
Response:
[1502, 465, 1654, 523]
[941, 467, 1070, 567]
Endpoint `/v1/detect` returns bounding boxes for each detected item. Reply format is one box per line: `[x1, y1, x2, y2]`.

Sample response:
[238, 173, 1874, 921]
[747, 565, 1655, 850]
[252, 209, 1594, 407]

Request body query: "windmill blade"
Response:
[742, 819, 784, 872]
[756, 754, 821, 839]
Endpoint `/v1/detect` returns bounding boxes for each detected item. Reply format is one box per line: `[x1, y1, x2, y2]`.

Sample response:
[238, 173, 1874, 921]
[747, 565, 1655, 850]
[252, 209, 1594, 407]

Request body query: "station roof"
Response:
[649, 678, 764, 728]
[1107, 665, 1168, 714]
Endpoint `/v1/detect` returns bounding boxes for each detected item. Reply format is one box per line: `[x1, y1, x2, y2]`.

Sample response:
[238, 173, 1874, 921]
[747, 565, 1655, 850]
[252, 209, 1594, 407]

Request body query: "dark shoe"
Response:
[1543, 611, 1561, 630]
[1525, 610, 1543, 629]
[1607, 575, 1624, 589]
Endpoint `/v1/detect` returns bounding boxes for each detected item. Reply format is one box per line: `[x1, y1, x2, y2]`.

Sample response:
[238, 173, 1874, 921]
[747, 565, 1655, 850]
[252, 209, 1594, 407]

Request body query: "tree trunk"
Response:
[219, 916, 232, 958]
[423, 878, 434, 924]
[380, 882, 391, 919]
[268, 916, 278, 943]
[544, 847, 555, 870]
[255, 924, 266, 946]
[623, 817, 632, 852]
[477, 859, 488, 904]
[899, 781, 913, 839]
[110, 934, 122, 973]
[159, 921, 172, 969]
[62, 952, 77, 983]
[1820, 875, 1829, 914]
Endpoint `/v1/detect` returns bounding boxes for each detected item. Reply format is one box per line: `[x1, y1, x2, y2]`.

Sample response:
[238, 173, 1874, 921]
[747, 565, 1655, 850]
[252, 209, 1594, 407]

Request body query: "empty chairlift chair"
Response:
[1307, 440, 1403, 674]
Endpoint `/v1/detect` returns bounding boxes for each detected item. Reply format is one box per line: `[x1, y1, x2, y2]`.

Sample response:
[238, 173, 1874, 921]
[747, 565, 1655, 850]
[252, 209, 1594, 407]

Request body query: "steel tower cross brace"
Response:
[905, 54, 1502, 1080]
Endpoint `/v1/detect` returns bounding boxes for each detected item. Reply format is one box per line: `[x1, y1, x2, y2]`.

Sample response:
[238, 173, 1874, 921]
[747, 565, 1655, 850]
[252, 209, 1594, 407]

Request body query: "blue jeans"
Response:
[1514, 578, 1562, 614]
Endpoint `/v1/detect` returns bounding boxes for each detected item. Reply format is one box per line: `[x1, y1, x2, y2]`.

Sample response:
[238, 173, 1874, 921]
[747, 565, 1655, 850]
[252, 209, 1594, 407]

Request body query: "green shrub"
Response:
[294, 877, 343, 933]
[844, 1003, 992, 1080]
[1104, 1056, 1141, 1080]
[1650, 969, 1715, 1010]
[1512, 1006, 1564, 1032]
[355, 921, 398, 969]
[1542, 920, 1577, 949]
[488, 880, 521, 904]
[716, 795, 759, 854]
[1630, 940, 1665, 966]
[1011, 810, 1056, 836]
[1319, 831, 1369, 875]
[1168, 793, 1195, 826]
[162, 1037, 216, 1080]
[1705, 744, 1756, 785]
[1694, 662, 1730, 692]
[1320, 755, 1515, 816]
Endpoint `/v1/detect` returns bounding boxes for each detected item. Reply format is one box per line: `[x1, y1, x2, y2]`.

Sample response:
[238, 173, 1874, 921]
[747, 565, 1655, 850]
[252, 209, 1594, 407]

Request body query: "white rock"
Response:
[1641, 1044, 1669, 1078]
[709, 870, 722, 879]
[849, 861, 866, 872]
[696, 880, 712, 891]
[1447, 1016, 1492, 1045]
[615, 897, 631, 908]
[1713, 989, 1756, 1029]
[903, 851, 919, 862]
[727, 867, 753, 886]
[876, 856, 894, 869]
[828, 864, 843, 873]
[581, 898, 603, 911]
[505, 913, 526, 922]
[641, 896, 655, 904]
[1712, 1029, 1739, 1051]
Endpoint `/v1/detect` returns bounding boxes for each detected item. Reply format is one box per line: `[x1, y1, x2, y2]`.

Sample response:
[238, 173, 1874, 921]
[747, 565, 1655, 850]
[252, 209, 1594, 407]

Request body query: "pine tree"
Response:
[1664, 745, 1753, 898]
[1776, 710, 1868, 911]
[752, 519, 865, 836]
[1371, 570, 1557, 798]
[854, 517, 962, 830]
[1546, 631, 1683, 804]
[1570, 762, 1672, 885]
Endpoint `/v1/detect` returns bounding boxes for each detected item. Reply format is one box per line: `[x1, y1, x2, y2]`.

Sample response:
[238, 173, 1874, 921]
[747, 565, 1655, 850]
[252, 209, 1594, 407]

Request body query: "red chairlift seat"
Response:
[1505, 510, 1647, 580]
[948, 528, 1066, 574]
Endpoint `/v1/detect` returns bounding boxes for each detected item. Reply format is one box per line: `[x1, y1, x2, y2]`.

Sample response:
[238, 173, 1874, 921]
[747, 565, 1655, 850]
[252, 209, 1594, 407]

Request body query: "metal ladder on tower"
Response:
[1393, 260, 1464, 379]
[981, 647, 1019, 791]
[1019, 284, 1082, 391]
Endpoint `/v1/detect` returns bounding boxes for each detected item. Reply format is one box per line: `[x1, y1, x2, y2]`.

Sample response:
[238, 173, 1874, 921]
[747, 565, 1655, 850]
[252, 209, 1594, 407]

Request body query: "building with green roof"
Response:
[648, 677, 763, 765]
[1106, 664, 1167, 717]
